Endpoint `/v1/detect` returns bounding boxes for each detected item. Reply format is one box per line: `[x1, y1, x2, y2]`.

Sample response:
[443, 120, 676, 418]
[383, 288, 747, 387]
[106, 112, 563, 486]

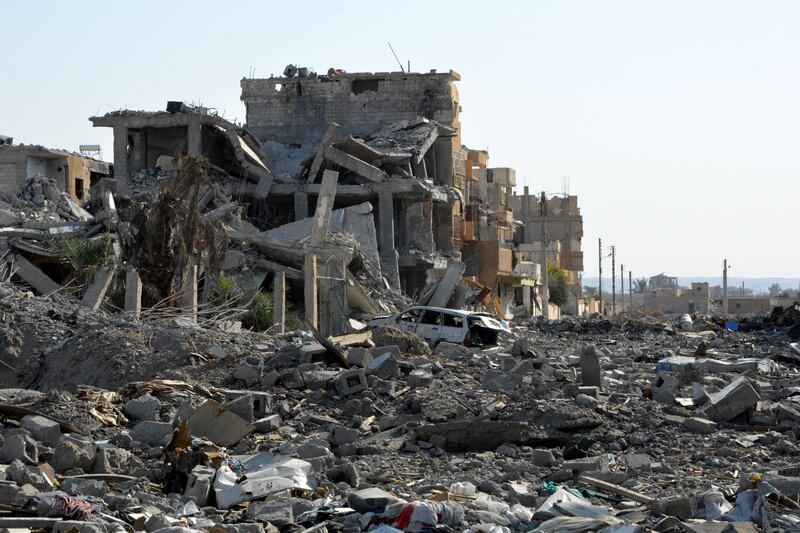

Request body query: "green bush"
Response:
[547, 261, 569, 308]
[213, 274, 236, 306]
[242, 291, 274, 332]
[58, 236, 113, 289]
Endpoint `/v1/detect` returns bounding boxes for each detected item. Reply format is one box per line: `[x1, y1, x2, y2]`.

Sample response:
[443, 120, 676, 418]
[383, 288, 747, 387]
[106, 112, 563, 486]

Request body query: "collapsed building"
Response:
[241, 68, 538, 317]
[0, 139, 110, 202]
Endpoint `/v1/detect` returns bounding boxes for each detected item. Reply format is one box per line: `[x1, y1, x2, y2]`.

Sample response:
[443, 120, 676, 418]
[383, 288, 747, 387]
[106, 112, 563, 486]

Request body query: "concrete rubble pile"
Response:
[1, 90, 799, 533]
[0, 278, 799, 533]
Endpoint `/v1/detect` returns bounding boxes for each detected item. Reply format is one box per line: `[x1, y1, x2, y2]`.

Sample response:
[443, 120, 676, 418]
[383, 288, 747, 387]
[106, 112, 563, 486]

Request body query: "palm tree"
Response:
[633, 277, 649, 293]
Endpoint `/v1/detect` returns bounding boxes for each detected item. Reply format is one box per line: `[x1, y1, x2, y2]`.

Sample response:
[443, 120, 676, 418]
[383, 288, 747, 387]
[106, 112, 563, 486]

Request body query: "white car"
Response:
[367, 306, 511, 347]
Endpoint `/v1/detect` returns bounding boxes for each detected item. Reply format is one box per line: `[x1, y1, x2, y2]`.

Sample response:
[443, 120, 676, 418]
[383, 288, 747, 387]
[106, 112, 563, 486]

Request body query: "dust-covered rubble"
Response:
[1, 282, 799, 532]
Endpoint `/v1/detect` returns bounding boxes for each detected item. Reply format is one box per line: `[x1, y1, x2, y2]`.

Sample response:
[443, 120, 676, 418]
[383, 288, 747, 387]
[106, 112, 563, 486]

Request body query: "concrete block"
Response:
[233, 365, 261, 387]
[224, 393, 255, 422]
[19, 415, 61, 447]
[652, 373, 677, 405]
[531, 449, 557, 467]
[6, 460, 51, 490]
[297, 441, 333, 460]
[279, 369, 305, 389]
[580, 347, 602, 388]
[301, 370, 338, 390]
[0, 481, 34, 506]
[652, 496, 693, 519]
[9, 254, 60, 295]
[366, 351, 399, 380]
[245, 500, 293, 526]
[130, 421, 173, 447]
[124, 394, 160, 421]
[92, 448, 131, 474]
[51, 435, 96, 473]
[368, 377, 397, 396]
[407, 369, 433, 388]
[481, 370, 523, 392]
[329, 425, 359, 446]
[683, 417, 717, 434]
[60, 477, 108, 497]
[347, 347, 374, 367]
[327, 462, 360, 487]
[184, 465, 214, 506]
[435, 342, 469, 358]
[510, 359, 536, 375]
[252, 415, 282, 433]
[0, 434, 38, 465]
[336, 368, 367, 396]
[702, 377, 760, 421]
[562, 455, 609, 473]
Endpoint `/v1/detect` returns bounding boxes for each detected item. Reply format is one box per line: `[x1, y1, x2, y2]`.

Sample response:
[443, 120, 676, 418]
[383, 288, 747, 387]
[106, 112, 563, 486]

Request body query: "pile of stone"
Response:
[14, 175, 92, 222]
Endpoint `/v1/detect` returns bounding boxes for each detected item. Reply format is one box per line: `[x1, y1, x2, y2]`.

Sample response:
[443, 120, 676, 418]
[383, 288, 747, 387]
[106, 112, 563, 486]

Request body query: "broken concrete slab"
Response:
[426, 261, 465, 308]
[8, 253, 61, 295]
[185, 400, 255, 447]
[702, 377, 761, 422]
[81, 265, 115, 311]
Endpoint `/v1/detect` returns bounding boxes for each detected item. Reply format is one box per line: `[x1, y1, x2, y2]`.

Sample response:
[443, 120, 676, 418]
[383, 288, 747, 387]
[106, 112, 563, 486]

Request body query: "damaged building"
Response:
[240, 68, 537, 316]
[0, 139, 111, 202]
[509, 190, 585, 315]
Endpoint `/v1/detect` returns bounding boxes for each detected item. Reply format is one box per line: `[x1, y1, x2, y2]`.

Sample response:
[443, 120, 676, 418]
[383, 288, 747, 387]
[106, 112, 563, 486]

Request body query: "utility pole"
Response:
[628, 270, 633, 309]
[611, 246, 616, 315]
[722, 259, 729, 315]
[540, 192, 549, 320]
[598, 238, 603, 315]
[620, 263, 625, 313]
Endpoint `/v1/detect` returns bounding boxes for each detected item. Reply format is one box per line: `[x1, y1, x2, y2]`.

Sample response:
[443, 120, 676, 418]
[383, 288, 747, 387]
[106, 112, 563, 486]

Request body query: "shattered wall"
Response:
[241, 71, 462, 151]
[0, 145, 109, 201]
[510, 191, 584, 275]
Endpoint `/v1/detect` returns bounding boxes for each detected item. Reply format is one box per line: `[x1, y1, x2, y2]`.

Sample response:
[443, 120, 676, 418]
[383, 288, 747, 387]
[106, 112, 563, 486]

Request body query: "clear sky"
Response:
[2, 1, 798, 278]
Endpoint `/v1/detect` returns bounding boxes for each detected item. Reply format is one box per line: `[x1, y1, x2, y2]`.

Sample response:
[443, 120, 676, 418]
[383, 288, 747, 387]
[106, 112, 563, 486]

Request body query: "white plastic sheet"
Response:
[213, 452, 315, 509]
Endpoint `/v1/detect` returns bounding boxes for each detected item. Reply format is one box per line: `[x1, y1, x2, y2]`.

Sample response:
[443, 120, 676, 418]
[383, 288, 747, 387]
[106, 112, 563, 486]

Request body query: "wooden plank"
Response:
[323, 146, 386, 183]
[577, 474, 654, 504]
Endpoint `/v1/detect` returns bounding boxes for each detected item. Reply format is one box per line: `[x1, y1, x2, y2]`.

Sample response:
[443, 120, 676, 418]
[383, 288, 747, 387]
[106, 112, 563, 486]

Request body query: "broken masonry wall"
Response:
[241, 71, 461, 151]
[0, 146, 109, 202]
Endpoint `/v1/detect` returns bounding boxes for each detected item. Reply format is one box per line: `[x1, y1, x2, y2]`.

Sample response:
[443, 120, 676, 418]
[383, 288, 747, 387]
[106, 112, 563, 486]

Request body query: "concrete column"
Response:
[378, 191, 400, 288]
[304, 254, 318, 330]
[112, 125, 128, 183]
[273, 271, 286, 333]
[180, 264, 198, 320]
[428, 261, 465, 308]
[310, 170, 339, 247]
[81, 266, 115, 311]
[522, 285, 532, 317]
[187, 119, 202, 156]
[411, 158, 427, 179]
[125, 267, 142, 319]
[294, 192, 309, 221]
[318, 260, 332, 337]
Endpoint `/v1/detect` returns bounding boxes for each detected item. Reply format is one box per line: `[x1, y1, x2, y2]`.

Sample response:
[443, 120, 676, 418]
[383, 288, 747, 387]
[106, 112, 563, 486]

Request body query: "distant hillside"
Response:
[583, 276, 800, 294]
